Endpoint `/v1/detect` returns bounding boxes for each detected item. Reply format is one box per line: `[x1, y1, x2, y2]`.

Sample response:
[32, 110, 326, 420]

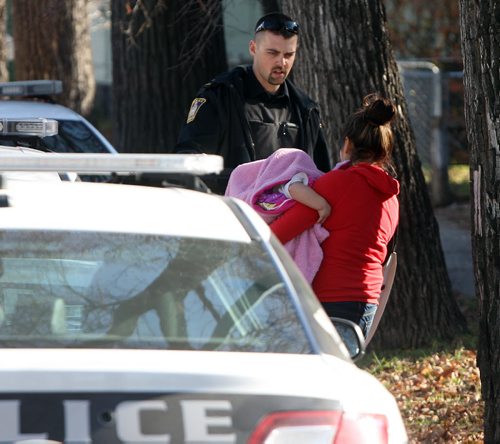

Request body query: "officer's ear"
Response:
[249, 39, 256, 57]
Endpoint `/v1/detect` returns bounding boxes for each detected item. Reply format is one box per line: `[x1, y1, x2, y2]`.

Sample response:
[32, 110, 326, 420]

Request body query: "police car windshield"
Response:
[0, 230, 311, 353]
[0, 120, 109, 154]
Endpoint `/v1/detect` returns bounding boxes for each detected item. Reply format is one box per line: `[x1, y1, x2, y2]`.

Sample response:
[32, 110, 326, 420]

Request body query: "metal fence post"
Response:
[398, 61, 451, 206]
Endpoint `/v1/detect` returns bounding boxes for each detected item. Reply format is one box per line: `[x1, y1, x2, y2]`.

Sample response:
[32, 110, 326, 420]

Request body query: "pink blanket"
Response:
[225, 148, 329, 283]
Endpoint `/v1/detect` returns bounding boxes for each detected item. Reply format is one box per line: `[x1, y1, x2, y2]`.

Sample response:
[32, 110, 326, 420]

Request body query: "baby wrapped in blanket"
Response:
[225, 148, 330, 283]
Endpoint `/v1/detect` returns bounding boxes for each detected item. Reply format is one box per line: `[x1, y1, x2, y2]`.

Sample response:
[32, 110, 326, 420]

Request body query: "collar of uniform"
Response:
[244, 65, 290, 103]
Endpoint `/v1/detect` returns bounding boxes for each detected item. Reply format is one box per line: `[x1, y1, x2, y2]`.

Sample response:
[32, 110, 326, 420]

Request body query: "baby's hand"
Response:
[316, 201, 331, 224]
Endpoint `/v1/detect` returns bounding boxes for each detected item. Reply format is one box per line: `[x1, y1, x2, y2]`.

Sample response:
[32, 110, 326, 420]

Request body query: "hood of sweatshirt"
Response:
[349, 163, 400, 197]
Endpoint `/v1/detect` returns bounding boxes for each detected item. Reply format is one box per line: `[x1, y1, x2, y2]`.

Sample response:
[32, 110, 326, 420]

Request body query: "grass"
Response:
[360, 295, 483, 443]
[448, 164, 471, 200]
[364, 346, 483, 442]
[423, 164, 471, 202]
[368, 165, 476, 441]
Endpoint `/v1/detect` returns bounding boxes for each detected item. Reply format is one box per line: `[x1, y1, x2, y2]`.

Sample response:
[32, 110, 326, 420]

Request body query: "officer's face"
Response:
[250, 32, 298, 93]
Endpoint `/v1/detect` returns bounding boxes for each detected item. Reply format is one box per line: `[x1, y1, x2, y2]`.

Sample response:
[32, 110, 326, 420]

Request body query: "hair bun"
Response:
[363, 94, 396, 126]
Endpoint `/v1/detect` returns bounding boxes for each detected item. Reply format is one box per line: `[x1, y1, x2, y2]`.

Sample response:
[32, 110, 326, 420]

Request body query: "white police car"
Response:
[0, 153, 407, 444]
[0, 80, 117, 154]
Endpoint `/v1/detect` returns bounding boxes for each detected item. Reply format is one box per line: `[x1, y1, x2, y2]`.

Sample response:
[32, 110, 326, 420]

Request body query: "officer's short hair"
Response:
[254, 13, 299, 38]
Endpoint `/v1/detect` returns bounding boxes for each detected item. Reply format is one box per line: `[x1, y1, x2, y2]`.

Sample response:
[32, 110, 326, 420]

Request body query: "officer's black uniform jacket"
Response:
[176, 66, 331, 194]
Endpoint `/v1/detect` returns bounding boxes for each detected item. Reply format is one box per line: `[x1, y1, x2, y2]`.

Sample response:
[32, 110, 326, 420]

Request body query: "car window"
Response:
[43, 120, 109, 154]
[268, 236, 351, 358]
[0, 230, 311, 354]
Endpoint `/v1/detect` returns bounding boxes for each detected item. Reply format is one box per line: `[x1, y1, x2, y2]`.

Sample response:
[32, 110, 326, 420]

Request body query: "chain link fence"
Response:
[398, 61, 467, 205]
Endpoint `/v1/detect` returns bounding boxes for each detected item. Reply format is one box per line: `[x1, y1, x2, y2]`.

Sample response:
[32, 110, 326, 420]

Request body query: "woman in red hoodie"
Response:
[270, 93, 399, 338]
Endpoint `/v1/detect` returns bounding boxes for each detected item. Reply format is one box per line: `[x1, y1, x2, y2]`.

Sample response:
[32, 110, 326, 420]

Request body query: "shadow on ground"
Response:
[434, 201, 474, 300]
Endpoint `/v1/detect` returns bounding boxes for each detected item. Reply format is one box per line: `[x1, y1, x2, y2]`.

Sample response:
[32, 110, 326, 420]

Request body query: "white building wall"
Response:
[89, 0, 112, 85]
[223, 0, 263, 67]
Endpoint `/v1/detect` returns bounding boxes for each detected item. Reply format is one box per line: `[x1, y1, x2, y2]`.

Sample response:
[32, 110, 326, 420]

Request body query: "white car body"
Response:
[0, 99, 117, 154]
[0, 154, 407, 444]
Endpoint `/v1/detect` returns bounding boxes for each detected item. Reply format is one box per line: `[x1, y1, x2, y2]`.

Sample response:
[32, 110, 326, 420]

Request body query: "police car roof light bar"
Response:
[0, 80, 63, 97]
[0, 118, 58, 137]
[0, 153, 224, 175]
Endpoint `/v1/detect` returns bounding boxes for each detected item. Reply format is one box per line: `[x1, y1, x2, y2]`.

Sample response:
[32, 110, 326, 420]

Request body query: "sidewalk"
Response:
[434, 202, 475, 299]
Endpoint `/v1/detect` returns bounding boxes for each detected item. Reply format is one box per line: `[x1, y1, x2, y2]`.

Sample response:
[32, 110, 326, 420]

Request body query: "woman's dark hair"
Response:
[341, 93, 397, 169]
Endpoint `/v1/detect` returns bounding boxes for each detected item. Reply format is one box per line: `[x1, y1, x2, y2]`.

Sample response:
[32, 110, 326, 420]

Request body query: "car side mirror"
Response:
[330, 317, 366, 361]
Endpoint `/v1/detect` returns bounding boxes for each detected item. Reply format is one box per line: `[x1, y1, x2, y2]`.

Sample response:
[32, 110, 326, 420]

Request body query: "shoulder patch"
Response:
[186, 98, 207, 123]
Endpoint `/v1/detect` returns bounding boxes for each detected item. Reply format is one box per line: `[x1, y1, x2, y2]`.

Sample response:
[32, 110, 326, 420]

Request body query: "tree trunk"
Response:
[0, 0, 8, 82]
[12, 0, 95, 116]
[111, 0, 227, 153]
[279, 0, 467, 348]
[459, 1, 500, 442]
[259, 0, 281, 14]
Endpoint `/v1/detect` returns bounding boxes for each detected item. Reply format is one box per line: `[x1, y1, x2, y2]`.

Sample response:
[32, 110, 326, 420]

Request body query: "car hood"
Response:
[0, 180, 255, 241]
[0, 100, 81, 120]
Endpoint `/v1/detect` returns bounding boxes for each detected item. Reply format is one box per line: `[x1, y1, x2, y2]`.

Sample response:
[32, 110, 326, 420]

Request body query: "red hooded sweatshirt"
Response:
[271, 162, 399, 304]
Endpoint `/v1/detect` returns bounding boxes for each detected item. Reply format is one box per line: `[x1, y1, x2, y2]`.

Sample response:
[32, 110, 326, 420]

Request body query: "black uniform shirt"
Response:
[243, 66, 300, 159]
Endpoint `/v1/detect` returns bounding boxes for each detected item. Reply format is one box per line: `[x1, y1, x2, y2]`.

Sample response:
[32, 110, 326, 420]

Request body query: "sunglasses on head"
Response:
[255, 19, 299, 35]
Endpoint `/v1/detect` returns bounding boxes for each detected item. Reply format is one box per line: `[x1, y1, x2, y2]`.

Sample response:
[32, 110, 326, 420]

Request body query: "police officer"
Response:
[175, 12, 331, 194]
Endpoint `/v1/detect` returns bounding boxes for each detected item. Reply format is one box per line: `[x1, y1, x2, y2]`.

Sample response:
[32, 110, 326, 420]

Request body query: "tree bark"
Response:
[259, 0, 281, 14]
[279, 0, 468, 348]
[12, 0, 95, 116]
[459, 1, 500, 441]
[0, 0, 8, 82]
[111, 0, 227, 153]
